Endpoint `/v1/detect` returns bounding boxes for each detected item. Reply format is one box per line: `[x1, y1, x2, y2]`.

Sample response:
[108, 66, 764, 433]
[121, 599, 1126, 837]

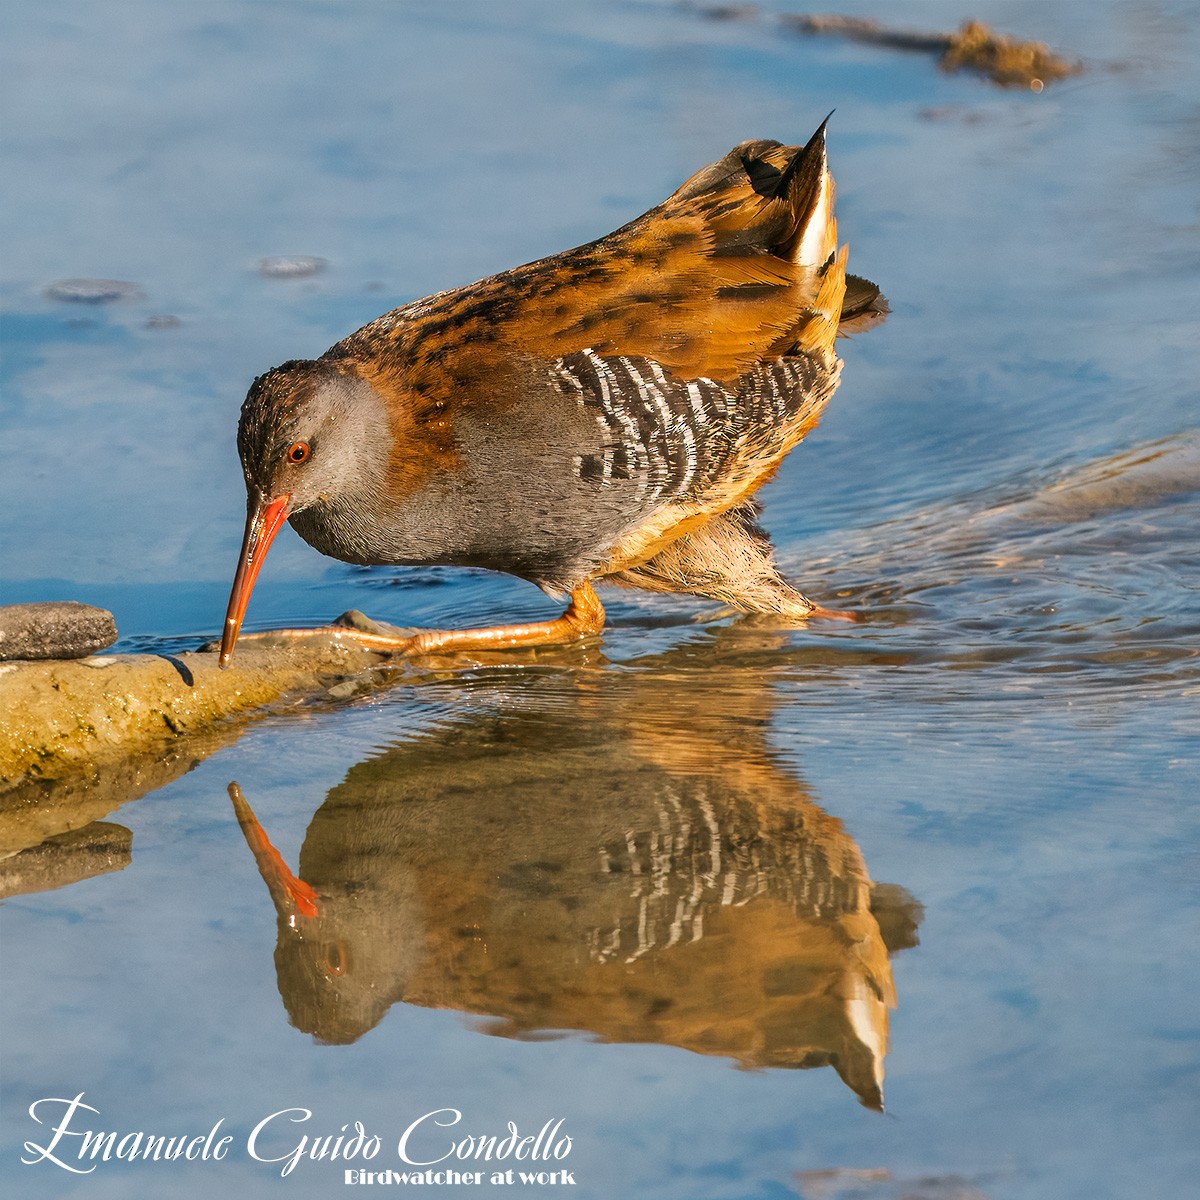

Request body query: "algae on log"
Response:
[0, 635, 401, 792]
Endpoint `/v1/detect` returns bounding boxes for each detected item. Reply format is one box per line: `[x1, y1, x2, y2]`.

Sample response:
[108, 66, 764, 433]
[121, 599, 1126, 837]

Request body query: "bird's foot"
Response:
[802, 604, 861, 622]
[200, 619, 414, 657]
[203, 586, 606, 662]
[744, 580, 862, 623]
[709, 594, 861, 625]
[326, 583, 607, 657]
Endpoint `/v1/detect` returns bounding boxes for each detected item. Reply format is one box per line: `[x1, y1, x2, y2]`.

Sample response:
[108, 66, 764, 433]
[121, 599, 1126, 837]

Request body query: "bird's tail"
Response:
[784, 121, 839, 270]
[771, 124, 848, 365]
[795, 244, 848, 365]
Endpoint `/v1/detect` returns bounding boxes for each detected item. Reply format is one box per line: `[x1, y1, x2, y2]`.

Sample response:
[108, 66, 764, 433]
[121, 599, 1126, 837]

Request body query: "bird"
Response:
[218, 120, 887, 667]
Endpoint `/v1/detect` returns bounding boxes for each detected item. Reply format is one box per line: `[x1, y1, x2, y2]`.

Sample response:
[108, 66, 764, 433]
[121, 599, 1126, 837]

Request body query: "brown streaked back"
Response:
[326, 124, 866, 393]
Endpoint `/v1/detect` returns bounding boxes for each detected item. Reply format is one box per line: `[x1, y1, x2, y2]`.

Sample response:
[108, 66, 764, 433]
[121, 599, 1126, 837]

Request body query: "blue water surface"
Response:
[2, 3, 1198, 1199]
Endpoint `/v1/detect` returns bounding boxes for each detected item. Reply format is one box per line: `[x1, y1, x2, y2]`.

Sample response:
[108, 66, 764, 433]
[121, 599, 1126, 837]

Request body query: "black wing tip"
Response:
[801, 110, 836, 158]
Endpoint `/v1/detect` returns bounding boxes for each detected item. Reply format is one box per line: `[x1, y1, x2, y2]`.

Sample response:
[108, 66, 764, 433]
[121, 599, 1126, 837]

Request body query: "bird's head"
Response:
[219, 359, 388, 667]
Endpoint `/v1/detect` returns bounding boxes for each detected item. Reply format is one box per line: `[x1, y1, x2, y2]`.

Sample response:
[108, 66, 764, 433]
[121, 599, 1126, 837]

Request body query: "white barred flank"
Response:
[587, 780, 867, 965]
[552, 348, 828, 505]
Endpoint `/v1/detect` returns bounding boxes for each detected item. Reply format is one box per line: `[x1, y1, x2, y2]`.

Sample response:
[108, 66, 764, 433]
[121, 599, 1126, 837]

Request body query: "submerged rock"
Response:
[0, 602, 117, 661]
[258, 256, 326, 279]
[44, 279, 143, 303]
[784, 14, 1082, 89]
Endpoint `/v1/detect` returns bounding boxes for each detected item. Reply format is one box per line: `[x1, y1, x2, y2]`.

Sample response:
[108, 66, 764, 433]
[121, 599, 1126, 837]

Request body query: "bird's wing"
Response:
[331, 124, 884, 390]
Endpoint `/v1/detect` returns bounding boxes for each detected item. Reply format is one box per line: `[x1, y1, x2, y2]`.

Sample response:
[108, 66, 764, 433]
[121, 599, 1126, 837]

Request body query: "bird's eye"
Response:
[287, 441, 311, 464]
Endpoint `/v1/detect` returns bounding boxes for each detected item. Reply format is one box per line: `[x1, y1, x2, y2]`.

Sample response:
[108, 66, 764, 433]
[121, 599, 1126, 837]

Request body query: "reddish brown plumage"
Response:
[218, 124, 887, 665]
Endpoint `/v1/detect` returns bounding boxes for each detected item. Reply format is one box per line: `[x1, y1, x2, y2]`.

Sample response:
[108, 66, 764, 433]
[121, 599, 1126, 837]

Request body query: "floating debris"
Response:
[794, 1167, 993, 1200]
[793, 1168, 892, 1200]
[44, 278, 143, 304]
[689, 2, 760, 20]
[919, 105, 990, 124]
[782, 14, 1082, 89]
[258, 255, 326, 279]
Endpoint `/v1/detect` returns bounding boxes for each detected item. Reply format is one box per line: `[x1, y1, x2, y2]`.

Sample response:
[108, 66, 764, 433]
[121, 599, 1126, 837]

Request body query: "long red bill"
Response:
[218, 493, 292, 667]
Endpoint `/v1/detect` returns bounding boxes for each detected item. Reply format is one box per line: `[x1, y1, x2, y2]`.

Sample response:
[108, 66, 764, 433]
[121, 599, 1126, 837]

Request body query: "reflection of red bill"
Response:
[218, 493, 292, 667]
[227, 782, 318, 920]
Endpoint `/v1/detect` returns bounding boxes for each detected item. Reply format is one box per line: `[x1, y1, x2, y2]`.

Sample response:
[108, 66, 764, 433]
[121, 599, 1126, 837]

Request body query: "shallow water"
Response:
[2, 2, 1198, 1197]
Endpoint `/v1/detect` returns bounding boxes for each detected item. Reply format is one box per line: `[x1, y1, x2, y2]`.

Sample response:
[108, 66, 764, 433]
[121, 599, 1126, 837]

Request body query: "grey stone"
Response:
[0, 602, 118, 661]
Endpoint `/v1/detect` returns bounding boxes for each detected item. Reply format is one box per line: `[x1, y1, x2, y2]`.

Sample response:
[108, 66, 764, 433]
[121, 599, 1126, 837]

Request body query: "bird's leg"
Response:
[209, 584, 607, 660]
[331, 582, 607, 657]
[609, 505, 861, 623]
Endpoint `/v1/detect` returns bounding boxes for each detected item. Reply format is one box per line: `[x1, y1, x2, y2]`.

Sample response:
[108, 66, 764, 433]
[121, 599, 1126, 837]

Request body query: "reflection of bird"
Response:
[219, 122, 887, 665]
[227, 654, 920, 1109]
